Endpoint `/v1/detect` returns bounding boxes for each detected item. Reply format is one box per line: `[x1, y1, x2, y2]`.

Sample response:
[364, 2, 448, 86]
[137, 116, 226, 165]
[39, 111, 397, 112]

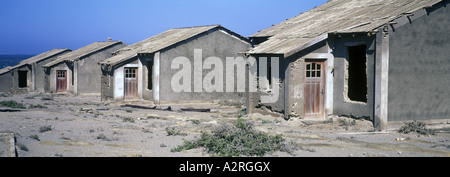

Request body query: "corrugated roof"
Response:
[248, 0, 443, 56]
[100, 25, 221, 66]
[10, 49, 71, 69]
[44, 41, 123, 68]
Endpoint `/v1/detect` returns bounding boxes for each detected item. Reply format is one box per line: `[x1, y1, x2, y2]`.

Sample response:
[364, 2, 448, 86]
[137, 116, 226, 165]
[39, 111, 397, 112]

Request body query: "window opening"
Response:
[347, 45, 367, 103]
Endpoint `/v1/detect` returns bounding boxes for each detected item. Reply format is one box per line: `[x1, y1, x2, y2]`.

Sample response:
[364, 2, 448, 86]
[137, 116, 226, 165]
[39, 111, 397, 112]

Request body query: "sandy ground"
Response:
[0, 92, 449, 157]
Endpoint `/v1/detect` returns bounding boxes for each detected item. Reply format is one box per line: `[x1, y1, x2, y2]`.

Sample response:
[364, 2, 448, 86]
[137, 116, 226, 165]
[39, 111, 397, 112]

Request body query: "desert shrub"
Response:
[0, 100, 26, 109]
[165, 127, 187, 136]
[0, 93, 10, 97]
[122, 117, 135, 123]
[190, 119, 200, 124]
[171, 118, 298, 157]
[398, 121, 435, 136]
[96, 134, 108, 140]
[39, 125, 52, 133]
[338, 119, 356, 127]
[29, 104, 47, 109]
[41, 94, 53, 101]
[29, 134, 40, 141]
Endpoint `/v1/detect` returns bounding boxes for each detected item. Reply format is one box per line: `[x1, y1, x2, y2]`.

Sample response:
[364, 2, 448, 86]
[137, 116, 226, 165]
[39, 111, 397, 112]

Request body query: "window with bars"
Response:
[306, 63, 322, 78]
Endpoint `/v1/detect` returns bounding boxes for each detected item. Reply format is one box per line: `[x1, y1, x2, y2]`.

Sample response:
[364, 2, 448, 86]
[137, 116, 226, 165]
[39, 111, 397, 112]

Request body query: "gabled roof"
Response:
[101, 25, 248, 66]
[44, 41, 124, 68]
[0, 66, 12, 75]
[248, 0, 443, 57]
[10, 49, 71, 70]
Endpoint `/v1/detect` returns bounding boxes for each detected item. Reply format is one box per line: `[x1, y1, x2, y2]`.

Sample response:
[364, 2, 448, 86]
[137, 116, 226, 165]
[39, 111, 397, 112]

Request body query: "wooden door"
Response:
[124, 67, 138, 100]
[56, 70, 67, 93]
[304, 61, 325, 117]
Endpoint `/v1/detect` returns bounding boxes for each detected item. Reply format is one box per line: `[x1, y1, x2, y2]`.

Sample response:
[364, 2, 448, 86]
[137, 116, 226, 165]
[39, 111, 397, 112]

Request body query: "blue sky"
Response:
[0, 0, 327, 55]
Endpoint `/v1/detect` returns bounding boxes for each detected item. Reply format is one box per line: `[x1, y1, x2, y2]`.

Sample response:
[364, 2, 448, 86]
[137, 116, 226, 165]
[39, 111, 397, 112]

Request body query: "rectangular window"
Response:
[18, 70, 28, 88]
[147, 61, 153, 90]
[347, 45, 367, 103]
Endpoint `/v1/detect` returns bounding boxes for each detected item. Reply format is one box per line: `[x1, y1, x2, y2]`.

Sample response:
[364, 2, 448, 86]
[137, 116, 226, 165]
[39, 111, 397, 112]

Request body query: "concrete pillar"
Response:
[153, 52, 160, 103]
[245, 61, 252, 114]
[374, 26, 390, 131]
[73, 62, 78, 95]
[245, 56, 257, 115]
[31, 63, 36, 91]
[284, 63, 290, 119]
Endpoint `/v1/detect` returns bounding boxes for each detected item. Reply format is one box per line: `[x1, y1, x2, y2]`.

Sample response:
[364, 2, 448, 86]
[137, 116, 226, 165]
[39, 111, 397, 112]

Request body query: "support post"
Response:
[374, 26, 390, 131]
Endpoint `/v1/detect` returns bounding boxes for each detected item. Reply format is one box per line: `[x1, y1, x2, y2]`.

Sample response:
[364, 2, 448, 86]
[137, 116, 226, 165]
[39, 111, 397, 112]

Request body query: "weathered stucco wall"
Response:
[248, 41, 332, 118]
[331, 34, 375, 120]
[77, 43, 126, 95]
[47, 62, 73, 94]
[11, 65, 32, 94]
[286, 41, 330, 118]
[388, 3, 450, 121]
[111, 58, 142, 101]
[0, 72, 12, 93]
[34, 51, 70, 92]
[101, 66, 114, 101]
[158, 29, 252, 102]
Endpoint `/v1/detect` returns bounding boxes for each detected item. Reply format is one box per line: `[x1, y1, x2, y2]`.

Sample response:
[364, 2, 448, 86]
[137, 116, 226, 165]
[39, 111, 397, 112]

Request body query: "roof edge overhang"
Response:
[44, 41, 123, 68]
[100, 53, 139, 68]
[245, 33, 329, 58]
[284, 33, 328, 58]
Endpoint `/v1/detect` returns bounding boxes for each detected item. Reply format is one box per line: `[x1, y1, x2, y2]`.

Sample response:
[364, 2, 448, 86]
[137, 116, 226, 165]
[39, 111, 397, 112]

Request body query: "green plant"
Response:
[29, 104, 47, 109]
[262, 120, 273, 124]
[122, 117, 135, 123]
[165, 127, 187, 136]
[190, 119, 200, 124]
[171, 119, 298, 157]
[0, 93, 10, 97]
[338, 119, 356, 127]
[96, 134, 110, 141]
[322, 118, 334, 124]
[237, 109, 246, 119]
[0, 100, 26, 109]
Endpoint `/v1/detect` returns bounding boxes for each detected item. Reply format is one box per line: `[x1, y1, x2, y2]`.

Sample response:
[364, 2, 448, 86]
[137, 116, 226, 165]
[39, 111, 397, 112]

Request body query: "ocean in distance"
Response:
[0, 55, 34, 70]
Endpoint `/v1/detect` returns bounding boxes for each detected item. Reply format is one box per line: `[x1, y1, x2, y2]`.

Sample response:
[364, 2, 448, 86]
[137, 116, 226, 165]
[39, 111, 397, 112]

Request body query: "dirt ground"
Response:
[0, 92, 449, 157]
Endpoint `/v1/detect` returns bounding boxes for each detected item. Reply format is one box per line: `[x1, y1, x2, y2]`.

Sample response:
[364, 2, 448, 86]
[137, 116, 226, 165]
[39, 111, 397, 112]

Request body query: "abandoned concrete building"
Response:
[245, 0, 450, 130]
[100, 25, 252, 102]
[0, 49, 71, 94]
[43, 40, 127, 95]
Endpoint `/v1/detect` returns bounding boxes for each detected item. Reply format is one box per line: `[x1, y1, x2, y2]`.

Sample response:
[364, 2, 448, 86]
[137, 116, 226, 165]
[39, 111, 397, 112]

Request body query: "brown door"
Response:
[304, 61, 325, 118]
[124, 67, 138, 100]
[56, 70, 67, 93]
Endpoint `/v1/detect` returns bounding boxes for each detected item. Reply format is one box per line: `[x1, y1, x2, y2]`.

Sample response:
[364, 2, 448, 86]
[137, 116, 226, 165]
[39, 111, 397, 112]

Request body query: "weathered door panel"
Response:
[56, 70, 67, 93]
[124, 67, 138, 100]
[304, 61, 325, 118]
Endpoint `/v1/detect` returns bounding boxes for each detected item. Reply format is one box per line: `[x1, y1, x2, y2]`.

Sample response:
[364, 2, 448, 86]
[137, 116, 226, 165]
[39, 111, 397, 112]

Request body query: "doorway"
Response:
[56, 70, 67, 93]
[304, 61, 325, 118]
[124, 67, 138, 100]
[18, 70, 28, 88]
